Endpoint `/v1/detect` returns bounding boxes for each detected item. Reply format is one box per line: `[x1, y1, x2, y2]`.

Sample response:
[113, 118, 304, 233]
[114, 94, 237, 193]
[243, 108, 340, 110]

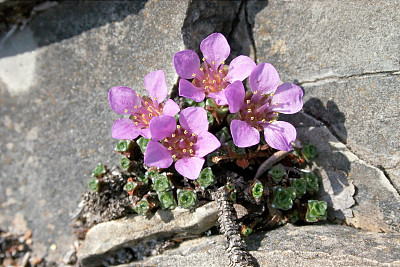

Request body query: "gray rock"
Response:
[77, 201, 219, 267]
[0, 0, 190, 261]
[117, 224, 400, 266]
[252, 1, 400, 204]
[287, 112, 400, 233]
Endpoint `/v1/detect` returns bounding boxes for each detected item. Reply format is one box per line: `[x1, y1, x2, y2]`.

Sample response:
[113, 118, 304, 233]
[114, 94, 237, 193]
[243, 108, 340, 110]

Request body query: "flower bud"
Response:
[115, 140, 131, 153]
[120, 156, 132, 171]
[197, 167, 216, 189]
[271, 187, 296, 210]
[268, 165, 286, 183]
[136, 137, 150, 155]
[88, 177, 100, 192]
[177, 189, 197, 209]
[306, 200, 327, 222]
[251, 181, 264, 199]
[152, 172, 173, 192]
[302, 143, 317, 161]
[158, 191, 177, 210]
[291, 178, 307, 197]
[92, 163, 106, 177]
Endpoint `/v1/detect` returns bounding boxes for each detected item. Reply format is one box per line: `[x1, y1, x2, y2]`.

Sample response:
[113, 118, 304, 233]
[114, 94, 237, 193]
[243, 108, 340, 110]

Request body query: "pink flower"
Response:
[144, 107, 220, 180]
[225, 63, 303, 151]
[173, 33, 256, 105]
[109, 70, 180, 140]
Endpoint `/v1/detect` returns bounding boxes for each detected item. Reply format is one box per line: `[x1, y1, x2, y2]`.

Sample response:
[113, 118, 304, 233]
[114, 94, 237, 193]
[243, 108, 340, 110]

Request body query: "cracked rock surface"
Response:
[1, 0, 400, 265]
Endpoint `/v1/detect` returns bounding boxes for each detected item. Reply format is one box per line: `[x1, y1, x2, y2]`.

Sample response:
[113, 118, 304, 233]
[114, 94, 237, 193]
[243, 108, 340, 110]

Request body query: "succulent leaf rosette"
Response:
[271, 187, 296, 210]
[225, 63, 303, 150]
[144, 107, 220, 180]
[306, 200, 328, 222]
[174, 33, 256, 105]
[109, 70, 180, 140]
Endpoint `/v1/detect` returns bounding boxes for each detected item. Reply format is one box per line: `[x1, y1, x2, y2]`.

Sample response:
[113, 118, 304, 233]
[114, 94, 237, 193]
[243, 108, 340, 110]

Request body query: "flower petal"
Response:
[179, 107, 208, 134]
[144, 141, 173, 168]
[149, 115, 176, 141]
[225, 55, 256, 82]
[109, 86, 140, 114]
[249, 63, 280, 94]
[225, 81, 245, 113]
[271, 83, 304, 114]
[140, 127, 151, 139]
[230, 119, 260, 148]
[263, 121, 296, 151]
[162, 99, 180, 117]
[173, 50, 201, 79]
[111, 118, 140, 139]
[194, 131, 221, 158]
[200, 33, 230, 67]
[175, 157, 205, 180]
[179, 79, 206, 102]
[208, 91, 228, 106]
[144, 70, 168, 102]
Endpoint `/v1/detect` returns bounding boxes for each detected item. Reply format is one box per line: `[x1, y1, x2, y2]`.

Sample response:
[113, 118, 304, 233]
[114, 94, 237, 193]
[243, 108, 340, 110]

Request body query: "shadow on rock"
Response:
[1, 0, 147, 57]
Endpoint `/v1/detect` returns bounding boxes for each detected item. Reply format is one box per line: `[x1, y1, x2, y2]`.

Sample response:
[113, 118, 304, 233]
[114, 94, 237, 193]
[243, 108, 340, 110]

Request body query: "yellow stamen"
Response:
[254, 91, 258, 94]
[172, 154, 176, 159]
[223, 78, 226, 81]
[247, 108, 252, 113]
[145, 101, 148, 105]
[149, 113, 152, 117]
[261, 94, 265, 97]
[172, 134, 176, 137]
[137, 93, 140, 96]
[219, 70, 222, 73]
[192, 73, 196, 77]
[205, 86, 209, 89]
[270, 92, 274, 96]
[164, 138, 168, 142]
[142, 114, 146, 118]
[124, 109, 128, 113]
[168, 146, 172, 150]
[189, 149, 193, 153]
[133, 116, 137, 119]
[183, 149, 187, 153]
[184, 130, 188, 134]
[246, 100, 251, 104]
[177, 125, 181, 129]
[212, 61, 215, 65]
[189, 142, 193, 146]
[192, 133, 196, 136]
[200, 67, 204, 71]
[250, 117, 255, 120]
[134, 105, 138, 109]
[261, 119, 266, 123]
[135, 122, 138, 125]
[213, 80, 216, 83]
[154, 97, 158, 100]
[275, 103, 278, 106]
[202, 80, 206, 83]
[269, 120, 273, 123]
[202, 57, 205, 61]
[222, 61, 225, 64]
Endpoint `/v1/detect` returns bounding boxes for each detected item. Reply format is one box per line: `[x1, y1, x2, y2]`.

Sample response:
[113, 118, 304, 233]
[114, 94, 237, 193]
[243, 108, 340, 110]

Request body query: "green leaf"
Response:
[137, 137, 150, 155]
[158, 191, 177, 210]
[302, 172, 319, 194]
[206, 110, 214, 125]
[152, 172, 173, 192]
[306, 200, 327, 222]
[290, 210, 299, 223]
[226, 140, 246, 155]
[215, 126, 231, 141]
[133, 198, 151, 216]
[184, 97, 196, 106]
[88, 177, 100, 192]
[177, 189, 197, 209]
[268, 165, 286, 183]
[120, 156, 132, 171]
[115, 140, 131, 152]
[271, 187, 296, 210]
[92, 163, 106, 177]
[197, 167, 216, 189]
[252, 181, 264, 199]
[242, 226, 253, 236]
[291, 178, 307, 197]
[302, 143, 318, 161]
[124, 181, 137, 192]
[137, 173, 149, 185]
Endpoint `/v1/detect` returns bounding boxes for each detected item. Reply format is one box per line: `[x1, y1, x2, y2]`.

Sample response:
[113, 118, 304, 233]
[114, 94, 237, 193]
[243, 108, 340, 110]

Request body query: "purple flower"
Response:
[173, 33, 256, 105]
[144, 107, 220, 180]
[109, 70, 180, 140]
[225, 63, 303, 151]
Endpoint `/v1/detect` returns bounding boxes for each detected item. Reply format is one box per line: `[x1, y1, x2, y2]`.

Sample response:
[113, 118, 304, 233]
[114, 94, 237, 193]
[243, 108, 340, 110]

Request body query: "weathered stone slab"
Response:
[119, 224, 400, 266]
[77, 201, 219, 267]
[0, 0, 190, 261]
[287, 112, 400, 233]
[252, 0, 400, 199]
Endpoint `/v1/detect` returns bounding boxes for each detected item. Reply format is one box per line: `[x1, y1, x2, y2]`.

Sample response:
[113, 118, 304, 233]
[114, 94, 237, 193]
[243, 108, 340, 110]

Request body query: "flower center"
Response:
[239, 91, 279, 130]
[130, 95, 163, 129]
[192, 58, 229, 95]
[161, 125, 197, 160]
